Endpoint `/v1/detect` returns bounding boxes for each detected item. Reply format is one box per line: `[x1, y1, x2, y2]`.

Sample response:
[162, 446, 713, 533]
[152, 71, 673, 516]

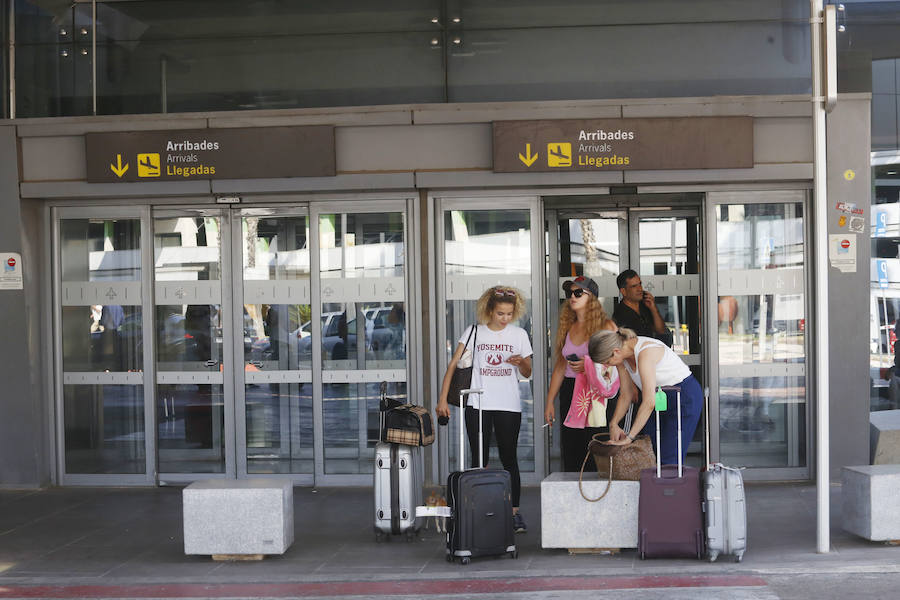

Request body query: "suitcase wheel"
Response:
[461, 557, 470, 565]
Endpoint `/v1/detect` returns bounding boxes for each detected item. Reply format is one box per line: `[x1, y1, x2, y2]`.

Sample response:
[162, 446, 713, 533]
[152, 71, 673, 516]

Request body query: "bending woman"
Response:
[587, 328, 702, 465]
[543, 276, 617, 471]
[436, 286, 533, 533]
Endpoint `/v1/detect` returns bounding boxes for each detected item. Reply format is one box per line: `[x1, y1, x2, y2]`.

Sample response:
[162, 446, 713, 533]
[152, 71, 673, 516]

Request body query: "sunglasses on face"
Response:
[565, 288, 587, 299]
[493, 288, 516, 298]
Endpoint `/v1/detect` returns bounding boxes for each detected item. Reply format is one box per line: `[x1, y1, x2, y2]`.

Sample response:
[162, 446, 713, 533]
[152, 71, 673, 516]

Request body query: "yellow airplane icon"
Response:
[137, 153, 161, 177]
[547, 143, 572, 167]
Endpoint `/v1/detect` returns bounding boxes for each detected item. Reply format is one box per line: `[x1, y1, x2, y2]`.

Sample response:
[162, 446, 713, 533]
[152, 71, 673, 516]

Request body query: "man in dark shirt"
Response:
[612, 269, 670, 345]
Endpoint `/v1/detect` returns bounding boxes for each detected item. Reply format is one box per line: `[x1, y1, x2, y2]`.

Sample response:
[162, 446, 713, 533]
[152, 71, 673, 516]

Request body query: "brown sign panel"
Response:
[492, 117, 753, 173]
[86, 125, 335, 183]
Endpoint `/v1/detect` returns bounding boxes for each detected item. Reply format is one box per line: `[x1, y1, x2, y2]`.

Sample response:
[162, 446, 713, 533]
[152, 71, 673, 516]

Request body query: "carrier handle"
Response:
[704, 387, 711, 470]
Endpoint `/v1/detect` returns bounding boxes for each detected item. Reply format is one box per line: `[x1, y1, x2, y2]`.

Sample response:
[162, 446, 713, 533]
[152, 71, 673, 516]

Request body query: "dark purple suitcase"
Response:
[637, 385, 704, 560]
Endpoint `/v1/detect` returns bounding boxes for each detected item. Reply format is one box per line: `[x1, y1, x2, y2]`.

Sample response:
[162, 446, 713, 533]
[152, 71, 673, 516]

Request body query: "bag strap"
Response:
[462, 323, 476, 352]
[578, 449, 613, 502]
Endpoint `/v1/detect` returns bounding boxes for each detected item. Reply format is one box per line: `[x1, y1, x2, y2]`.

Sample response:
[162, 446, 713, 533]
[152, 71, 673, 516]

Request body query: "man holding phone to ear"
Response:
[612, 269, 671, 346]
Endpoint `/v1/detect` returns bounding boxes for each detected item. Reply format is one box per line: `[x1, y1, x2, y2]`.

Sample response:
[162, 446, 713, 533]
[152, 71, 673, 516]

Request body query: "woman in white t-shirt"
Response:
[588, 328, 702, 465]
[437, 286, 533, 533]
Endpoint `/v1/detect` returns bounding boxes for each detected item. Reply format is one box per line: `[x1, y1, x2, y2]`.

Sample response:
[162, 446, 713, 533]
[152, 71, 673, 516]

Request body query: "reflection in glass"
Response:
[62, 305, 143, 372]
[443, 208, 535, 473]
[60, 218, 142, 282]
[155, 305, 223, 370]
[246, 382, 313, 474]
[157, 384, 225, 473]
[154, 216, 221, 280]
[323, 382, 407, 474]
[64, 385, 145, 474]
[636, 216, 701, 357]
[716, 202, 807, 468]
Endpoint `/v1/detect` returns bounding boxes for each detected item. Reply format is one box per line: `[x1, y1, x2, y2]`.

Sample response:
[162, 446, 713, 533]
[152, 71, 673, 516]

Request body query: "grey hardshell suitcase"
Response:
[374, 442, 424, 541]
[374, 383, 424, 541]
[701, 388, 747, 562]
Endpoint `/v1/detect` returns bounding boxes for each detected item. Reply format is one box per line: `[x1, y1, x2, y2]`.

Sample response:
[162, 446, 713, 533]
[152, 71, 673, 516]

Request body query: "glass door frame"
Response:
[309, 197, 420, 486]
[230, 204, 314, 483]
[430, 194, 547, 485]
[704, 189, 812, 481]
[545, 199, 705, 470]
[153, 205, 238, 483]
[52, 205, 157, 486]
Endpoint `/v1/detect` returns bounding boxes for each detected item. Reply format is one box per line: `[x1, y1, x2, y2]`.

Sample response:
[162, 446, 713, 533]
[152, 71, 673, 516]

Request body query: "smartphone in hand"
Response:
[565, 353, 579, 361]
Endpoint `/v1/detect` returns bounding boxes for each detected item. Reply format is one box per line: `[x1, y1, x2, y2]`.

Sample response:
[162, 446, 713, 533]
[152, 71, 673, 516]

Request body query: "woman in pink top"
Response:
[544, 276, 617, 471]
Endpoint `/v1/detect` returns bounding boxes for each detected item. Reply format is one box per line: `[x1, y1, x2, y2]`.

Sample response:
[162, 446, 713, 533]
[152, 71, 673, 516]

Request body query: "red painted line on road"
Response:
[0, 575, 767, 598]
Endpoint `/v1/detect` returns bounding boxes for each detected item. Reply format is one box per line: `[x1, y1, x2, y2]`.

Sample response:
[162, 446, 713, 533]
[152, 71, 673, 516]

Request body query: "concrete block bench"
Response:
[870, 410, 900, 464]
[183, 479, 294, 557]
[842, 465, 900, 542]
[541, 472, 639, 551]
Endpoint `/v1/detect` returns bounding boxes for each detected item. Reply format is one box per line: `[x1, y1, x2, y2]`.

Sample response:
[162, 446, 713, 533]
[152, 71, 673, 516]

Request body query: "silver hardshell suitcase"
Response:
[374, 441, 424, 541]
[374, 382, 424, 541]
[701, 388, 748, 562]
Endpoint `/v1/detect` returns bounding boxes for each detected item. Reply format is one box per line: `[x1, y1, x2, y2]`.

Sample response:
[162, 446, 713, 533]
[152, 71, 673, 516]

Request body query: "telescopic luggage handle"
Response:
[657, 384, 683, 478]
[458, 388, 485, 472]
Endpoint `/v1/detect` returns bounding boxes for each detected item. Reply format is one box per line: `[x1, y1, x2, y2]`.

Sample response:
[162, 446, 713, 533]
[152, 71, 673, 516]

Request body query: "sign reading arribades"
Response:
[493, 117, 753, 173]
[86, 125, 335, 183]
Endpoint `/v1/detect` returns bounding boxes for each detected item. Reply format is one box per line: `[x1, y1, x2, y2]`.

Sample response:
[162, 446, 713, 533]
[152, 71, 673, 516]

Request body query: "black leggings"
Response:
[559, 377, 617, 472]
[465, 407, 522, 508]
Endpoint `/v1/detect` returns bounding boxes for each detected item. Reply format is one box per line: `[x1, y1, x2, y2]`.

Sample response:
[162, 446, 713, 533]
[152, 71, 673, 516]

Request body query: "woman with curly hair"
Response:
[437, 285, 533, 533]
[544, 276, 617, 471]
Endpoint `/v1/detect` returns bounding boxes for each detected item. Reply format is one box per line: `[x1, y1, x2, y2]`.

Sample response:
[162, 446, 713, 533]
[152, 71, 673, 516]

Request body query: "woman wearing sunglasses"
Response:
[544, 277, 617, 471]
[437, 285, 533, 533]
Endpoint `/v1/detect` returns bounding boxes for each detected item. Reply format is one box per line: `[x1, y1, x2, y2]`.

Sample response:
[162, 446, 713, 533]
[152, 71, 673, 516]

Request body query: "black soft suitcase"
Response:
[637, 385, 705, 559]
[446, 388, 517, 564]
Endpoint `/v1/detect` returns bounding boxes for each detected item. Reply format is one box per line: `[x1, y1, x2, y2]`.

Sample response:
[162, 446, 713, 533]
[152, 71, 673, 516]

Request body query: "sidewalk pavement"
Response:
[0, 481, 898, 591]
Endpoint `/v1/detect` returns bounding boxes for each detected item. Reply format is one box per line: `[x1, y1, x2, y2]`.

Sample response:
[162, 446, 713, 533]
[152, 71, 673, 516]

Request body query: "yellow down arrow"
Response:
[110, 154, 129, 178]
[518, 143, 538, 167]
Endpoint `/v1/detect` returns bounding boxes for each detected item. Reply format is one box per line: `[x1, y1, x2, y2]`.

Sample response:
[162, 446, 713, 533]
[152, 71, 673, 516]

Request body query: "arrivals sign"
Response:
[492, 117, 753, 173]
[85, 125, 335, 183]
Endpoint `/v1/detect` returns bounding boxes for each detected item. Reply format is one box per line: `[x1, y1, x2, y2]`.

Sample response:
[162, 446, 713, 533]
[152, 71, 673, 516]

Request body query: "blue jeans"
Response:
[640, 374, 702, 465]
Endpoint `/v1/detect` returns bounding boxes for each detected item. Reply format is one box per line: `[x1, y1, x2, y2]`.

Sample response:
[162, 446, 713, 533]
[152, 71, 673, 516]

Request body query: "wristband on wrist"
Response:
[626, 432, 635, 441]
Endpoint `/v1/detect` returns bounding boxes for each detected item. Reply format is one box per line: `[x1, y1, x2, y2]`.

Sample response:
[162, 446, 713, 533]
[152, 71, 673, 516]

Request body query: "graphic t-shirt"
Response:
[458, 324, 533, 412]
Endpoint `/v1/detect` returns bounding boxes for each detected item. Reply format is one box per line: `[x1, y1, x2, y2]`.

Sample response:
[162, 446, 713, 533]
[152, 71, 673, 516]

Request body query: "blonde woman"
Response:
[588, 328, 702, 465]
[437, 286, 533, 533]
[544, 276, 617, 471]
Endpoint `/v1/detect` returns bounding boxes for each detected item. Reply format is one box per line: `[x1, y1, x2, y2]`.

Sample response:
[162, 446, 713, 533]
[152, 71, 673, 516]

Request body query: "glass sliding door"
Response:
[154, 209, 234, 477]
[436, 196, 543, 483]
[708, 191, 809, 475]
[55, 208, 153, 483]
[314, 205, 410, 479]
[236, 210, 313, 478]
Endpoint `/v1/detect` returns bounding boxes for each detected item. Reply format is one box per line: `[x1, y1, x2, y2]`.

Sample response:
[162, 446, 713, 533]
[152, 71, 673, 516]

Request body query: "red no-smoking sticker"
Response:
[840, 239, 850, 249]
[7, 257, 15, 268]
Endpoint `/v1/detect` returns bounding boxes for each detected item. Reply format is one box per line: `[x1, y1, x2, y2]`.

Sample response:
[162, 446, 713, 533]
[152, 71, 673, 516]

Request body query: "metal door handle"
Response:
[205, 360, 218, 367]
[249, 361, 262, 369]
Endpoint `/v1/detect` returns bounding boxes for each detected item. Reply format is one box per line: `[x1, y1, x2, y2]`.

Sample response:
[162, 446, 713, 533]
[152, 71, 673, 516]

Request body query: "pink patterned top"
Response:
[562, 333, 589, 378]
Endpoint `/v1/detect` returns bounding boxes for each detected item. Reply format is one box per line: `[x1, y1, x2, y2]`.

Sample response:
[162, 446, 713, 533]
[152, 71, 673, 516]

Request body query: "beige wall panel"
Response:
[413, 102, 621, 124]
[21, 136, 85, 181]
[336, 124, 491, 172]
[622, 97, 811, 118]
[754, 118, 814, 164]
